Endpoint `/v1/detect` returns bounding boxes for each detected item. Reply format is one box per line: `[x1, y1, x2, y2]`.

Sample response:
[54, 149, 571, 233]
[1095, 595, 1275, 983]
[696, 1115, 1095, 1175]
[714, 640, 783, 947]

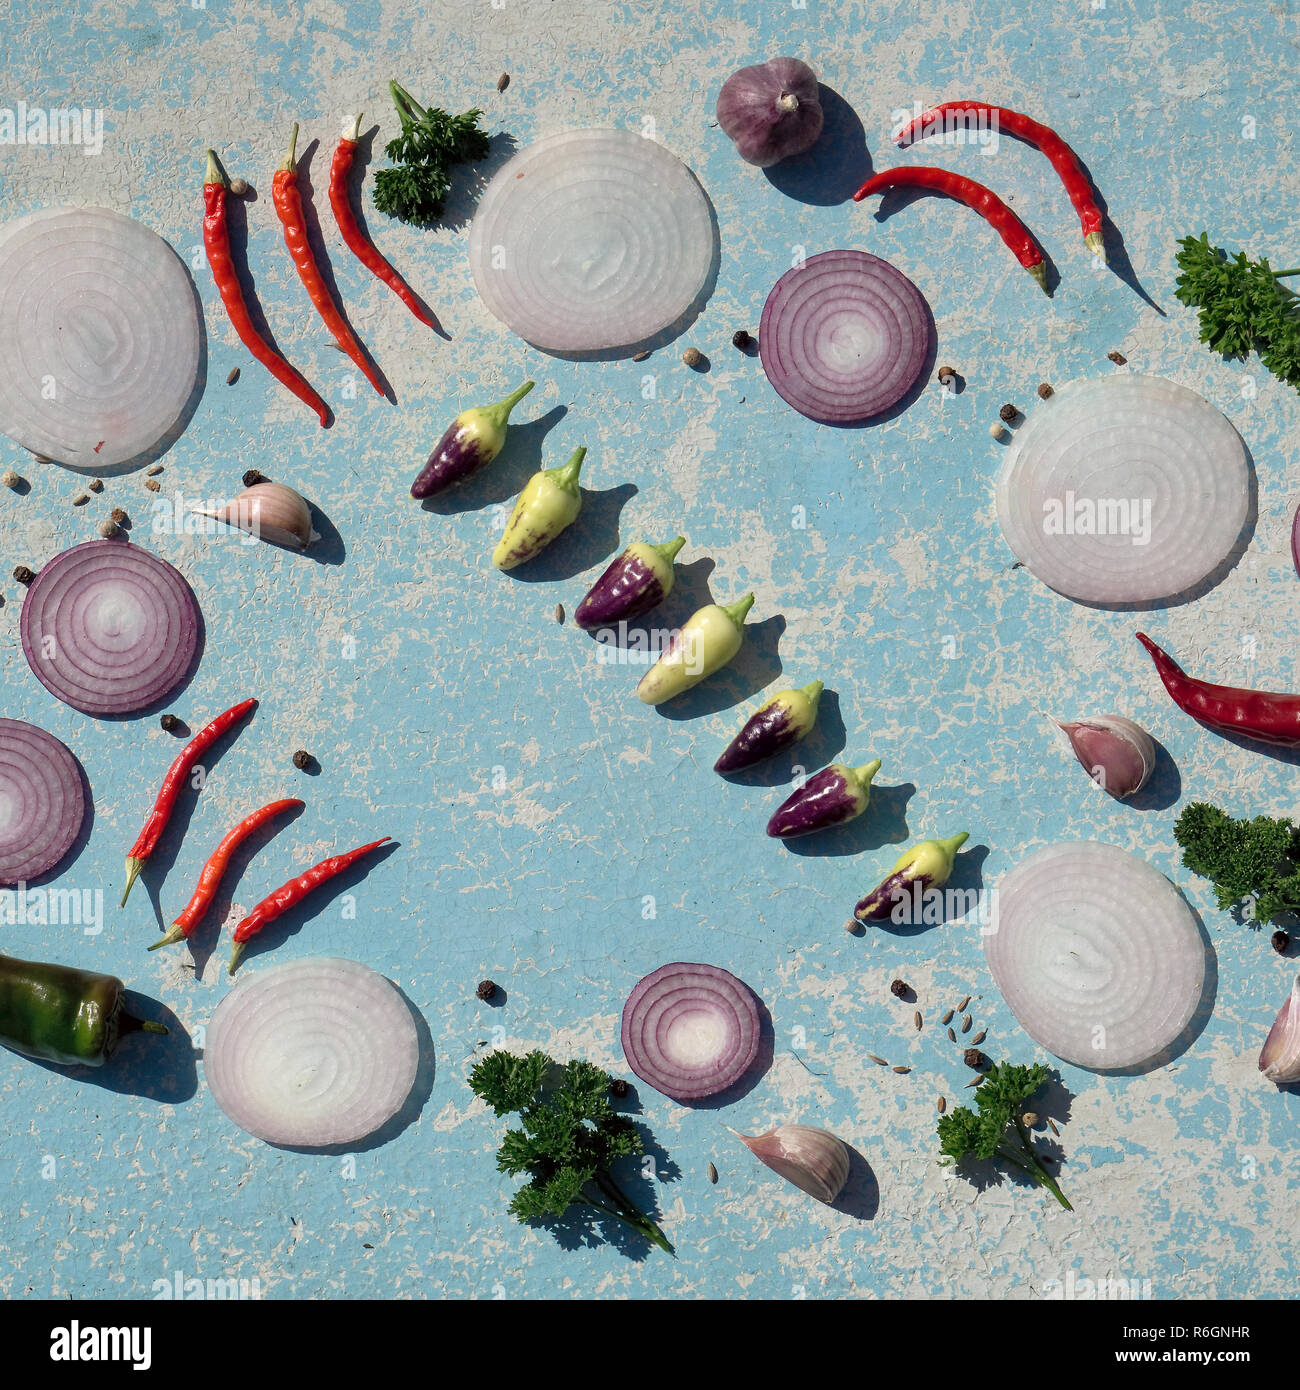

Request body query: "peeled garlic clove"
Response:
[192, 482, 315, 550]
[1260, 974, 1300, 1084]
[732, 1123, 850, 1203]
[1055, 715, 1155, 799]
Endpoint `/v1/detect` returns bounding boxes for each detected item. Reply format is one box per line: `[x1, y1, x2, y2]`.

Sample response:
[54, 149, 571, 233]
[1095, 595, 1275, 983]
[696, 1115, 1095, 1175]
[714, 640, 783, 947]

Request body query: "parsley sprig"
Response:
[938, 1061, 1072, 1210]
[468, 1049, 675, 1255]
[1174, 233, 1300, 391]
[372, 80, 492, 228]
[1173, 801, 1300, 926]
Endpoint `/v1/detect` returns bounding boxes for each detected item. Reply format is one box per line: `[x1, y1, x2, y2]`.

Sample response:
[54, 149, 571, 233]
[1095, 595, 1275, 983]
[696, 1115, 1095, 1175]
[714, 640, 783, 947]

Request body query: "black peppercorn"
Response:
[1108, 350, 1127, 365]
[964, 1047, 989, 1070]
[476, 979, 498, 1001]
[937, 364, 957, 386]
[889, 979, 908, 998]
[610, 1078, 629, 1098]
[110, 508, 128, 526]
[1273, 930, 1290, 954]
[999, 403, 1019, 423]
[160, 713, 181, 733]
[731, 329, 753, 351]
[12, 565, 34, 586]
[243, 469, 268, 488]
[291, 749, 313, 771]
[1037, 382, 1054, 399]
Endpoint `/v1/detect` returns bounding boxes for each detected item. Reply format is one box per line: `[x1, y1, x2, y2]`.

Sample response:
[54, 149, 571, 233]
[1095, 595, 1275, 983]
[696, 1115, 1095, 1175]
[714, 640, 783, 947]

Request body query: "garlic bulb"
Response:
[732, 1123, 851, 1203]
[1055, 715, 1155, 799]
[192, 482, 315, 550]
[1259, 974, 1300, 1084]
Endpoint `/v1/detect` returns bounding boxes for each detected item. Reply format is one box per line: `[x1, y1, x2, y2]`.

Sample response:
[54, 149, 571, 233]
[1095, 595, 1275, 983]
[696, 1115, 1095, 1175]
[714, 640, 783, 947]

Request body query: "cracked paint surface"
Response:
[0, 0, 1297, 1299]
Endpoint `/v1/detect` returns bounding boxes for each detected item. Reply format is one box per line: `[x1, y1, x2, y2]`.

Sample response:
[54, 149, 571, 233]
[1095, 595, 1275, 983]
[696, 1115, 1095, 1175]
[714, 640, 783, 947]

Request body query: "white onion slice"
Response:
[205, 957, 420, 1148]
[996, 375, 1249, 604]
[985, 841, 1206, 1072]
[0, 719, 86, 885]
[0, 206, 201, 473]
[20, 540, 200, 716]
[759, 250, 931, 422]
[468, 129, 716, 353]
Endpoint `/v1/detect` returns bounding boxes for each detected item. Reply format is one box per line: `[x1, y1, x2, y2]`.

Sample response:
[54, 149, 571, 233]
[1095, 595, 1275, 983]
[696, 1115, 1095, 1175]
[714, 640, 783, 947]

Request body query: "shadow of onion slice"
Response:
[205, 957, 419, 1147]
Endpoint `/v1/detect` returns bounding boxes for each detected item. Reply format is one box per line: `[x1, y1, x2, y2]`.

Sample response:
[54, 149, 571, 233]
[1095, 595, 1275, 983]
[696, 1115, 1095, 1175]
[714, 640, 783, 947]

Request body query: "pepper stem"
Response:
[939, 831, 971, 855]
[147, 922, 186, 952]
[653, 536, 687, 563]
[204, 148, 228, 189]
[479, 379, 535, 427]
[853, 757, 882, 785]
[720, 592, 756, 630]
[343, 112, 362, 142]
[279, 121, 300, 174]
[546, 446, 586, 493]
[228, 942, 246, 976]
[1083, 230, 1106, 263]
[800, 679, 825, 702]
[117, 1011, 169, 1039]
[121, 857, 144, 909]
[1026, 260, 1050, 295]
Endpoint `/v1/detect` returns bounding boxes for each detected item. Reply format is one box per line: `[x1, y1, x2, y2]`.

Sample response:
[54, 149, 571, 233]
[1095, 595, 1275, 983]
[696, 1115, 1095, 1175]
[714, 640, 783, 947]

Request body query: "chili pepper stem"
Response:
[118, 1011, 169, 1038]
[721, 592, 756, 626]
[228, 941, 247, 976]
[653, 536, 687, 563]
[1027, 261, 1050, 294]
[147, 923, 186, 952]
[549, 446, 586, 490]
[1084, 230, 1106, 262]
[204, 148, 228, 188]
[280, 121, 300, 173]
[853, 758, 882, 782]
[121, 857, 144, 908]
[481, 379, 535, 427]
[343, 112, 362, 143]
[801, 679, 825, 700]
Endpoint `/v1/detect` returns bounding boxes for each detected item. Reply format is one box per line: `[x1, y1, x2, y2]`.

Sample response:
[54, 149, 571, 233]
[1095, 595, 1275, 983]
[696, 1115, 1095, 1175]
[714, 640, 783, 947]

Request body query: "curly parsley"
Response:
[1174, 233, 1300, 391]
[372, 80, 492, 228]
[468, 1049, 674, 1255]
[1173, 801, 1300, 926]
[938, 1061, 1072, 1210]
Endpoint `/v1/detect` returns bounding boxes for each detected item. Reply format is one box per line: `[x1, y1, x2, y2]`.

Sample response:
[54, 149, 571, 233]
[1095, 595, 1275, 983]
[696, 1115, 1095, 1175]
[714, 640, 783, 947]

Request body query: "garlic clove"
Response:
[732, 1123, 851, 1203]
[1055, 714, 1155, 799]
[1260, 974, 1300, 1084]
[191, 482, 314, 550]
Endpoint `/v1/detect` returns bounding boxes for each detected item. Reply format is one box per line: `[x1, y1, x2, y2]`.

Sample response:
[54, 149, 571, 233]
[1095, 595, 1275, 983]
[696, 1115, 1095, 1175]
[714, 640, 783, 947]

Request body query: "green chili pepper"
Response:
[0, 954, 167, 1067]
[492, 446, 586, 571]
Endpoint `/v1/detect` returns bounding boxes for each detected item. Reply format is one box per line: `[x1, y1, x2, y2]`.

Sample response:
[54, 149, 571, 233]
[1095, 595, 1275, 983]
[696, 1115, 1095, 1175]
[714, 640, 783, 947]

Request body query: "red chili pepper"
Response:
[853, 166, 1049, 294]
[228, 837, 392, 975]
[121, 698, 258, 907]
[202, 150, 331, 427]
[148, 798, 303, 951]
[1136, 633, 1300, 747]
[272, 123, 385, 397]
[329, 114, 435, 329]
[896, 101, 1105, 262]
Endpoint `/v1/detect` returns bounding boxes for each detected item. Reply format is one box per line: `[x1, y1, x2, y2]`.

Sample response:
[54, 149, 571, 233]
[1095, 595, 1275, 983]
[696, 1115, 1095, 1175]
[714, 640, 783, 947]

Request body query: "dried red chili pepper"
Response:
[272, 123, 384, 397]
[1136, 633, 1300, 747]
[329, 115, 435, 328]
[121, 698, 258, 907]
[148, 798, 303, 951]
[228, 837, 392, 974]
[202, 150, 331, 427]
[853, 166, 1048, 293]
[896, 101, 1105, 262]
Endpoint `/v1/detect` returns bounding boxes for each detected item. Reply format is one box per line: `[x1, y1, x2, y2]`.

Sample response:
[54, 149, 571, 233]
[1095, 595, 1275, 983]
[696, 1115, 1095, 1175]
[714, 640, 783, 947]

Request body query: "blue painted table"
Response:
[0, 0, 1295, 1299]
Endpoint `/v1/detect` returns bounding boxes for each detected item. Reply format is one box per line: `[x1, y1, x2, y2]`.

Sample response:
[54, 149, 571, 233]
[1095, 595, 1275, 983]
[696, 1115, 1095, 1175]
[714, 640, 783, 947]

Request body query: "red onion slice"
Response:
[985, 842, 1206, 1072]
[20, 540, 200, 716]
[468, 129, 716, 353]
[0, 719, 86, 885]
[758, 249, 931, 422]
[205, 957, 420, 1148]
[996, 375, 1249, 605]
[0, 206, 201, 472]
[620, 961, 761, 1101]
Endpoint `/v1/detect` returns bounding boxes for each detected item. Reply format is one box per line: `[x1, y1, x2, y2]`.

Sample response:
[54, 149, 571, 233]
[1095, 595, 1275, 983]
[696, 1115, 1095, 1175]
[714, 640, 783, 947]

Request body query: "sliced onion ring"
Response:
[620, 961, 761, 1101]
[0, 719, 86, 885]
[205, 957, 420, 1147]
[468, 129, 716, 353]
[0, 206, 201, 472]
[20, 540, 200, 716]
[996, 375, 1249, 605]
[986, 841, 1206, 1072]
[758, 249, 931, 422]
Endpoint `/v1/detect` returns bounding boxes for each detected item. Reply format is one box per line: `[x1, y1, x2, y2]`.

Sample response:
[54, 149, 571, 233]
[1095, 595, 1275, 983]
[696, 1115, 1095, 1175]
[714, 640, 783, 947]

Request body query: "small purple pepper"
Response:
[410, 379, 534, 499]
[766, 758, 881, 839]
[715, 680, 823, 774]
[574, 537, 685, 631]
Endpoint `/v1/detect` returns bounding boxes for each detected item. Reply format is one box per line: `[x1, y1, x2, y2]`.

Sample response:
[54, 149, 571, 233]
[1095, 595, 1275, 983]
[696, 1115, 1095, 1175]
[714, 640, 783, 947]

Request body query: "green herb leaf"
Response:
[1173, 801, 1300, 925]
[372, 81, 493, 228]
